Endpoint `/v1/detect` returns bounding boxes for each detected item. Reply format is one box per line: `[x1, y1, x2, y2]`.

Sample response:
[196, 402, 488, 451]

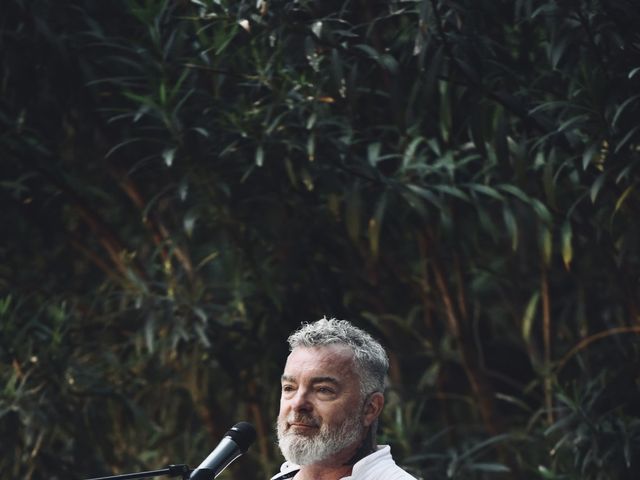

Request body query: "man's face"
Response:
[276, 344, 368, 465]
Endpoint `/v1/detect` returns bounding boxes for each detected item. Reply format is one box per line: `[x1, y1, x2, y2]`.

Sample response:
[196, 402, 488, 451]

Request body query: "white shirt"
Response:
[271, 445, 418, 480]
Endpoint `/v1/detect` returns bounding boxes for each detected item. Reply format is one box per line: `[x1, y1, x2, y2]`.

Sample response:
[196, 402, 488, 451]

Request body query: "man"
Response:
[272, 317, 418, 480]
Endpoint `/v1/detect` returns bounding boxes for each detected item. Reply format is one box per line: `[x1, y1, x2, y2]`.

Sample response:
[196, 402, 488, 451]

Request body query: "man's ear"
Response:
[363, 392, 385, 427]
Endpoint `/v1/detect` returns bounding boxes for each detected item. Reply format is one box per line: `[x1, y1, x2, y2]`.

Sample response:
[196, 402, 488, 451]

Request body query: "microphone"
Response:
[189, 422, 256, 480]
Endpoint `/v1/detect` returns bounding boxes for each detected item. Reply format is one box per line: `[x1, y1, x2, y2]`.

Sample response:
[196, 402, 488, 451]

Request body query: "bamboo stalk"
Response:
[418, 235, 435, 332]
[556, 325, 640, 372]
[69, 237, 125, 286]
[541, 267, 553, 425]
[247, 380, 270, 469]
[423, 233, 500, 436]
[112, 167, 195, 285]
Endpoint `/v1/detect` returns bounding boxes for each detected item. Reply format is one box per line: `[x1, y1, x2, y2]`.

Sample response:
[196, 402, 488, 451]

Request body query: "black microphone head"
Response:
[226, 422, 256, 453]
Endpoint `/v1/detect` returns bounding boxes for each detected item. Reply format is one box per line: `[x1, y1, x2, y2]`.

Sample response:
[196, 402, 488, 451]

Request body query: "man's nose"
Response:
[290, 388, 313, 412]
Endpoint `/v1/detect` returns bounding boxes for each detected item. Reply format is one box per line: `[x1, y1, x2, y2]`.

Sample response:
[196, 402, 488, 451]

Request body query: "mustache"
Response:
[287, 414, 320, 428]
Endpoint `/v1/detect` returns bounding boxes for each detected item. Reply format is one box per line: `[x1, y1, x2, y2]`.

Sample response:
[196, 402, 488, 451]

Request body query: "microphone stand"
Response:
[85, 464, 191, 480]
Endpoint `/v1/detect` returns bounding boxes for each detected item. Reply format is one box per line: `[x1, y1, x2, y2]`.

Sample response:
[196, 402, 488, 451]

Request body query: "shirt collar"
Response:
[272, 445, 392, 480]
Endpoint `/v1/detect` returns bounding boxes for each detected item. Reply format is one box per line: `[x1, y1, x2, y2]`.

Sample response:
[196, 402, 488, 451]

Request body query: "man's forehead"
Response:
[283, 344, 357, 375]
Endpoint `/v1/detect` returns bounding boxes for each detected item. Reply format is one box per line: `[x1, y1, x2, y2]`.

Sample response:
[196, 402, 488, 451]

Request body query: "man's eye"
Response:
[282, 385, 295, 392]
[317, 386, 334, 394]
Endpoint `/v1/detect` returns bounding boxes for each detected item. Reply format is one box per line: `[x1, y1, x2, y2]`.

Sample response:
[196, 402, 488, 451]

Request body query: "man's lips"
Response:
[288, 422, 318, 430]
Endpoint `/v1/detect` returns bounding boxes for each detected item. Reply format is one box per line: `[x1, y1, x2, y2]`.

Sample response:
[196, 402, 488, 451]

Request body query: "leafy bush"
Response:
[1, 1, 639, 479]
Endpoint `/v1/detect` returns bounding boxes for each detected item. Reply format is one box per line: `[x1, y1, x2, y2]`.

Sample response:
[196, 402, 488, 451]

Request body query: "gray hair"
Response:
[287, 317, 389, 396]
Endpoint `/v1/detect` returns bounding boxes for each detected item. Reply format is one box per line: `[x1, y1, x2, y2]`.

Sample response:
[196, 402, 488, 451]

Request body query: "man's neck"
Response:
[295, 463, 353, 480]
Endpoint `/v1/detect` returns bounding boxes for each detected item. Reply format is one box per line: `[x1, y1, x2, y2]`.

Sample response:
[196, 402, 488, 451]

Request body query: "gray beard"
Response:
[276, 412, 366, 465]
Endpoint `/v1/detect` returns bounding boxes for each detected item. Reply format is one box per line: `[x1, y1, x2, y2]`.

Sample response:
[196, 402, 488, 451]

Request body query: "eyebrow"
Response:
[281, 374, 341, 386]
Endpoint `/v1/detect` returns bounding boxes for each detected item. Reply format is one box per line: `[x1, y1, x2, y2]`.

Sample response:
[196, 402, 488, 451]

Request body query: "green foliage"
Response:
[1, 0, 640, 479]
